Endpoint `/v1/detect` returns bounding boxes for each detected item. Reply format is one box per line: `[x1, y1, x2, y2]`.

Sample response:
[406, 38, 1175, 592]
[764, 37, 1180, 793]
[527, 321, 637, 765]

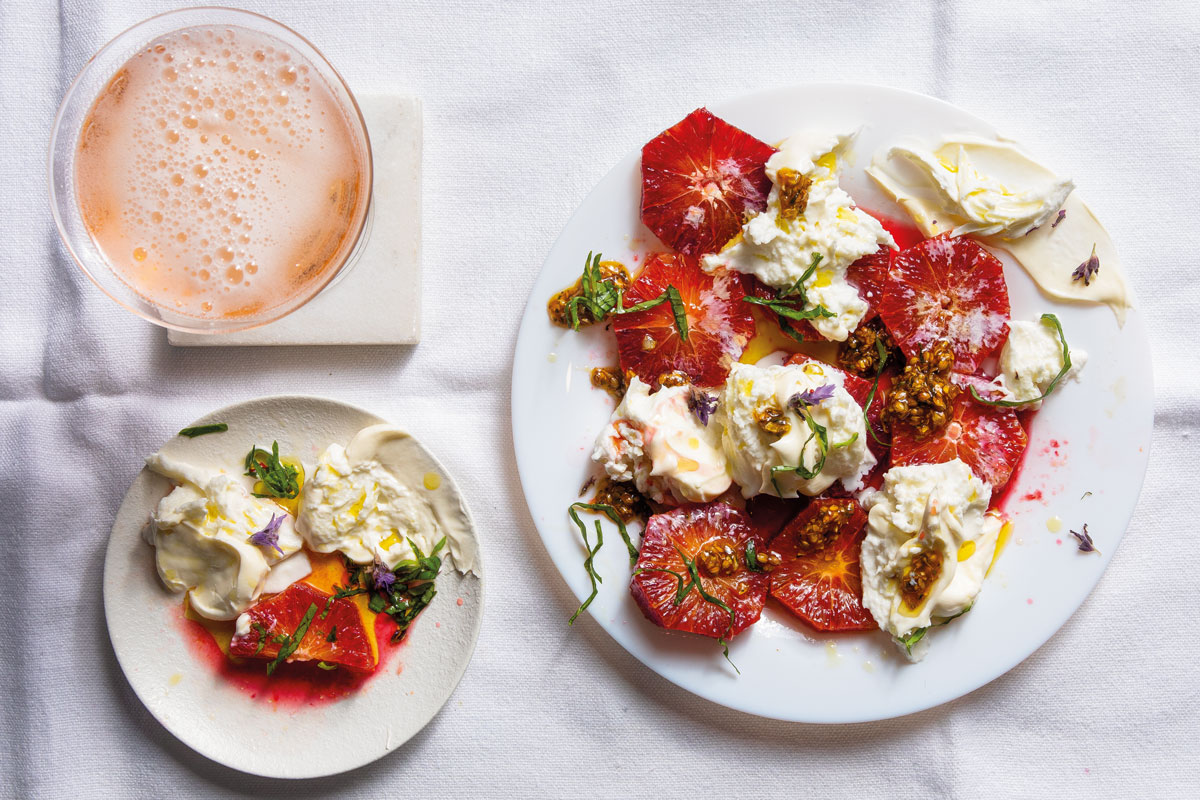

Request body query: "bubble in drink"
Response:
[74, 24, 368, 320]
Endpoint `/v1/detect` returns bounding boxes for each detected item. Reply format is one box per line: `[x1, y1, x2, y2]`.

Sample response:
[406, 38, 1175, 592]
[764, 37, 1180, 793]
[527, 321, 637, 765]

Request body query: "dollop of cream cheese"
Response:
[860, 459, 1001, 661]
[296, 425, 476, 575]
[592, 377, 730, 504]
[146, 452, 303, 621]
[718, 361, 875, 498]
[298, 444, 440, 569]
[702, 131, 894, 342]
[995, 317, 1088, 407]
[868, 136, 1132, 325]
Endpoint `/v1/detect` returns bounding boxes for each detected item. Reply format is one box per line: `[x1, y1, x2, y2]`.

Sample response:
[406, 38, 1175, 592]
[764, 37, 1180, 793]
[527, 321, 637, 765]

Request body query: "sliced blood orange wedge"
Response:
[768, 497, 875, 632]
[890, 391, 1028, 491]
[630, 503, 768, 640]
[878, 234, 1010, 374]
[845, 245, 892, 322]
[614, 253, 755, 387]
[640, 108, 776, 256]
[228, 582, 375, 673]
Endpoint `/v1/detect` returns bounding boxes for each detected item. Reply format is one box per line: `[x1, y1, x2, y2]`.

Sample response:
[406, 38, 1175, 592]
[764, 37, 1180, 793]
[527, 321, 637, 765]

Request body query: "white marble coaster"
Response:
[168, 94, 422, 346]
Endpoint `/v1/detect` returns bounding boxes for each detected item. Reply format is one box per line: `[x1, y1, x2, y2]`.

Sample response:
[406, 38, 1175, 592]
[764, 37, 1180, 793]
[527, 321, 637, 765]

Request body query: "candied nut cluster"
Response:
[900, 547, 944, 609]
[592, 477, 650, 523]
[884, 341, 960, 437]
[698, 542, 739, 577]
[754, 548, 782, 572]
[589, 366, 628, 401]
[547, 260, 632, 328]
[792, 500, 857, 553]
[656, 370, 690, 388]
[754, 400, 792, 436]
[838, 320, 898, 378]
[776, 168, 813, 222]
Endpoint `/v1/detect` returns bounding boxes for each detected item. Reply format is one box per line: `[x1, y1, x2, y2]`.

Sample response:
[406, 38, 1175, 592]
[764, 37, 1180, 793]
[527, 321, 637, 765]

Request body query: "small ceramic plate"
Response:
[511, 83, 1153, 722]
[103, 396, 484, 777]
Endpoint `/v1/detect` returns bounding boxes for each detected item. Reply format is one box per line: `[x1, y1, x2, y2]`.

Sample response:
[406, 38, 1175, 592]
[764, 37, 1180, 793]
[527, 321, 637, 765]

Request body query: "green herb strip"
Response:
[244, 441, 300, 500]
[898, 626, 927, 656]
[569, 515, 604, 626]
[633, 546, 739, 673]
[744, 540, 764, 573]
[862, 338, 892, 448]
[969, 313, 1072, 408]
[570, 502, 637, 563]
[769, 399, 858, 494]
[251, 622, 269, 655]
[178, 423, 228, 438]
[744, 252, 835, 322]
[317, 661, 338, 671]
[565, 251, 688, 340]
[326, 626, 337, 643]
[266, 603, 318, 675]
[566, 502, 641, 625]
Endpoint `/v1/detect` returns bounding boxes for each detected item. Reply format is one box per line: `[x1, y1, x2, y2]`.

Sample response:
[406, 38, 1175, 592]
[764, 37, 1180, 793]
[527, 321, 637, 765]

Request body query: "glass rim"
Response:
[47, 6, 375, 335]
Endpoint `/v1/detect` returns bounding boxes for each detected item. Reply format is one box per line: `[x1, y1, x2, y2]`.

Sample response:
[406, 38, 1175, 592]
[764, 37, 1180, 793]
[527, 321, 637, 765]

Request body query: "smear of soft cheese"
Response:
[298, 425, 475, 575]
[146, 452, 302, 621]
[868, 136, 1131, 324]
[592, 377, 730, 504]
[702, 130, 894, 342]
[860, 459, 1001, 661]
[719, 361, 875, 498]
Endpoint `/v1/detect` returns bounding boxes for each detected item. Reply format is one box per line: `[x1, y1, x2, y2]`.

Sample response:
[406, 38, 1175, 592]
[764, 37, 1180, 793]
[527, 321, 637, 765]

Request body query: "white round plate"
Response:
[511, 83, 1152, 722]
[103, 396, 484, 777]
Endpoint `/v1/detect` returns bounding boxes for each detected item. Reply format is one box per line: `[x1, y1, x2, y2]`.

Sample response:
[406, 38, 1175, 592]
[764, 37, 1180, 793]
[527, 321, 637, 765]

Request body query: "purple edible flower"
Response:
[1071, 245, 1100, 286]
[687, 388, 718, 426]
[1070, 523, 1099, 554]
[1024, 225, 1040, 237]
[790, 384, 836, 409]
[1052, 209, 1067, 228]
[373, 562, 397, 592]
[248, 514, 285, 557]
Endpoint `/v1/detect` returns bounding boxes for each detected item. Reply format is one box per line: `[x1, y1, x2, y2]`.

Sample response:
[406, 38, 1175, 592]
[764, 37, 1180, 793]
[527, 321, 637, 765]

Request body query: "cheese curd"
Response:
[996, 318, 1088, 407]
[146, 452, 302, 621]
[719, 361, 875, 498]
[592, 377, 730, 504]
[298, 439, 443, 570]
[861, 460, 1002, 660]
[701, 131, 894, 342]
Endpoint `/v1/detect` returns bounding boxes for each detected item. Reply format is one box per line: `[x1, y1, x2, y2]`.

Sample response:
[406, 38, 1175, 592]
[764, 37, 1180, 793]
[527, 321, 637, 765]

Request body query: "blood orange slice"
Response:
[768, 497, 875, 631]
[613, 253, 755, 387]
[890, 391, 1028, 490]
[630, 503, 768, 639]
[845, 245, 891, 321]
[228, 582, 375, 672]
[878, 234, 1010, 374]
[640, 108, 776, 256]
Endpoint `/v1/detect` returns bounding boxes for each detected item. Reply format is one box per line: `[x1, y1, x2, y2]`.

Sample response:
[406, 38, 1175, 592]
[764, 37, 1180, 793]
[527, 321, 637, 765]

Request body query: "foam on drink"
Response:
[75, 25, 369, 320]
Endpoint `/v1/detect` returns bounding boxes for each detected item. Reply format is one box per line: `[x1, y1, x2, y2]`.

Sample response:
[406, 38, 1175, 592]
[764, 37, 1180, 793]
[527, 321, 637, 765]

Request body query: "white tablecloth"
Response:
[2, 1, 1197, 797]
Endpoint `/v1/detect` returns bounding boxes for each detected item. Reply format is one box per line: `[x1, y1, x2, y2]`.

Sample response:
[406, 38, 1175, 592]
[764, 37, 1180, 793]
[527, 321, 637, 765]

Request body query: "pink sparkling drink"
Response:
[74, 24, 370, 321]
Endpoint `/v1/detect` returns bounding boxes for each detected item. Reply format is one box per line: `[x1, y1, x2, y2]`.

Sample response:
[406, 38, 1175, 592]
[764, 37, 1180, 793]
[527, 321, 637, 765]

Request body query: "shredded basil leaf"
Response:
[178, 423, 228, 438]
[316, 661, 338, 671]
[244, 441, 301, 499]
[744, 541, 764, 573]
[266, 603, 318, 675]
[897, 626, 928, 656]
